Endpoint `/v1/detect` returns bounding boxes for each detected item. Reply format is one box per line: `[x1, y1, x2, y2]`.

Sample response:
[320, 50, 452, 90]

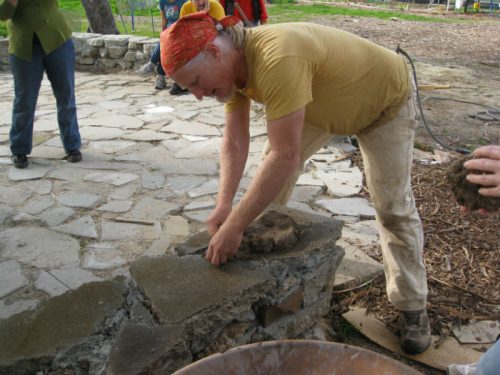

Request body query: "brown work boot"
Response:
[399, 309, 431, 354]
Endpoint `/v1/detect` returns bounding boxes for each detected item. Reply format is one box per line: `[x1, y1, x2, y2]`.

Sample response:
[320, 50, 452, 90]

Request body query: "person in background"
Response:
[0, 0, 82, 169]
[220, 0, 267, 26]
[136, 0, 187, 92]
[161, 12, 431, 355]
[448, 145, 500, 374]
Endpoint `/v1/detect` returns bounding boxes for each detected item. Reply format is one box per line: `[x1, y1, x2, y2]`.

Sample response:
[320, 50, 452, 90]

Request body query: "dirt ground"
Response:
[304, 7, 499, 374]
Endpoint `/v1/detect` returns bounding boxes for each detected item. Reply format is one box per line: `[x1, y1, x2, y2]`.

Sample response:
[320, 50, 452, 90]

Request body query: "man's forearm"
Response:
[217, 134, 249, 207]
[226, 149, 299, 232]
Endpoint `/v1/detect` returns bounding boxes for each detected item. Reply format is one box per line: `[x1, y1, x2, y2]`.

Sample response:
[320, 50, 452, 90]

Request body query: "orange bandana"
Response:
[160, 11, 240, 77]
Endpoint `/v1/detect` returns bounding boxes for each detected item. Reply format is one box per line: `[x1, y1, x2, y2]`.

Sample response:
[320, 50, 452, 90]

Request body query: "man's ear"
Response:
[205, 43, 222, 61]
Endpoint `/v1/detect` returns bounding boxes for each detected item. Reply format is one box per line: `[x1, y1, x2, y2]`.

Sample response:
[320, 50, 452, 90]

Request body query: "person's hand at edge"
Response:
[460, 145, 500, 216]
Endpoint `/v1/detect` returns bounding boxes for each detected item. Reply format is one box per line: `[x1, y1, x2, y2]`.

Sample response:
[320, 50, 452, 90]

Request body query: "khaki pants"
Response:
[262, 91, 428, 311]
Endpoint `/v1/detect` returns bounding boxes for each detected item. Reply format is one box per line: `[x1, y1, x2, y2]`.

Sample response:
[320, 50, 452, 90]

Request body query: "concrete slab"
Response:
[0, 278, 127, 370]
[0, 260, 28, 298]
[0, 227, 81, 269]
[130, 255, 274, 324]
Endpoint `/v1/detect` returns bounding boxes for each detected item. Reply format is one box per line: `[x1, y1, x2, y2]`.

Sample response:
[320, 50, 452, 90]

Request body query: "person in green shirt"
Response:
[0, 0, 82, 168]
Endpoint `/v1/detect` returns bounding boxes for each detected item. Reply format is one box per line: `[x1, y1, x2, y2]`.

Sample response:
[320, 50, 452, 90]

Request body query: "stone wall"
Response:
[0, 206, 344, 375]
[0, 33, 159, 73]
[0, 38, 9, 72]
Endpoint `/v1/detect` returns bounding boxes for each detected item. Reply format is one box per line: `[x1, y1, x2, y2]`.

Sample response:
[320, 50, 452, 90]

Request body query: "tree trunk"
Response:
[81, 0, 120, 34]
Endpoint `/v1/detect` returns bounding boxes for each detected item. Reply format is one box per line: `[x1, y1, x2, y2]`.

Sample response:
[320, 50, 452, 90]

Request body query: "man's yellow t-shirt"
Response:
[180, 0, 225, 19]
[225, 23, 410, 135]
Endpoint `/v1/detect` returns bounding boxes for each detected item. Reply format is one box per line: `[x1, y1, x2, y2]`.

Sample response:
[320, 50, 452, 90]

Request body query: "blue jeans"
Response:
[477, 339, 500, 375]
[150, 42, 165, 76]
[10, 38, 81, 155]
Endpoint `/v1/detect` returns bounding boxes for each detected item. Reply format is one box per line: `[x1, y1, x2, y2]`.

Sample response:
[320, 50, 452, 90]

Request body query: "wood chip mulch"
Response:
[333, 151, 499, 342]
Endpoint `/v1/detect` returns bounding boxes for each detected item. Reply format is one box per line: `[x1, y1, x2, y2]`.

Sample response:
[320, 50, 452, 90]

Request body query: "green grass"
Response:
[267, 4, 452, 23]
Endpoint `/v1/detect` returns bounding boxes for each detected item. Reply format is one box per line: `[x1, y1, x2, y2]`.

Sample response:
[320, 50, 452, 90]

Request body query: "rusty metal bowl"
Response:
[174, 340, 422, 374]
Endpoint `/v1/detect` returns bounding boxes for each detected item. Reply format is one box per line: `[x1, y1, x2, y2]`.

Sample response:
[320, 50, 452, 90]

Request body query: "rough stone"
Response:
[167, 176, 206, 195]
[21, 195, 55, 215]
[316, 167, 363, 197]
[97, 200, 133, 213]
[8, 166, 52, 181]
[0, 227, 81, 269]
[107, 324, 191, 375]
[83, 171, 139, 186]
[109, 184, 137, 200]
[129, 197, 181, 221]
[81, 243, 127, 270]
[0, 260, 28, 298]
[0, 300, 38, 320]
[101, 221, 162, 241]
[316, 197, 376, 218]
[0, 278, 127, 372]
[0, 186, 32, 205]
[35, 270, 71, 297]
[40, 207, 75, 227]
[53, 215, 98, 239]
[161, 120, 220, 136]
[58, 191, 101, 208]
[163, 216, 190, 237]
[141, 173, 166, 190]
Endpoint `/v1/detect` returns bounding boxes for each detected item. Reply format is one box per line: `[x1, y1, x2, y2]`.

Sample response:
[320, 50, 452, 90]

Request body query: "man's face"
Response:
[194, 0, 207, 11]
[172, 50, 236, 103]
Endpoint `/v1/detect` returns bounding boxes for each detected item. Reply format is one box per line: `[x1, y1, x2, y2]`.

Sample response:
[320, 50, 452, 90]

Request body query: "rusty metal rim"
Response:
[173, 339, 423, 374]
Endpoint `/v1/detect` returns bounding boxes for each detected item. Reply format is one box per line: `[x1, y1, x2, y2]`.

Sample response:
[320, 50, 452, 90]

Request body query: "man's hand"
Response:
[205, 222, 244, 266]
[460, 145, 500, 216]
[206, 203, 232, 236]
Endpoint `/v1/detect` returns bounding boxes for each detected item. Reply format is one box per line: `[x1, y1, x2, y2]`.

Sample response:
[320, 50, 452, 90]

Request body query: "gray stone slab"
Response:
[196, 114, 225, 126]
[49, 268, 102, 290]
[174, 138, 220, 159]
[8, 165, 52, 181]
[0, 299, 38, 320]
[0, 260, 28, 298]
[87, 140, 135, 154]
[0, 204, 15, 224]
[167, 176, 206, 195]
[286, 200, 330, 217]
[107, 323, 190, 375]
[187, 179, 219, 199]
[183, 209, 212, 223]
[0, 186, 33, 205]
[129, 197, 181, 221]
[49, 166, 89, 181]
[316, 197, 376, 218]
[141, 172, 166, 190]
[184, 199, 215, 212]
[83, 171, 139, 186]
[29, 145, 66, 159]
[130, 255, 274, 324]
[296, 173, 325, 187]
[333, 240, 384, 291]
[109, 184, 137, 200]
[79, 115, 143, 129]
[161, 120, 220, 136]
[81, 242, 127, 270]
[101, 221, 162, 241]
[21, 195, 55, 215]
[28, 180, 52, 195]
[0, 227, 80, 268]
[57, 191, 101, 208]
[316, 167, 363, 197]
[53, 215, 98, 239]
[0, 278, 127, 368]
[35, 270, 71, 297]
[12, 212, 45, 224]
[122, 129, 175, 141]
[97, 200, 133, 213]
[0, 145, 10, 156]
[290, 185, 323, 203]
[40, 207, 75, 227]
[163, 216, 189, 237]
[143, 234, 173, 258]
[79, 126, 125, 140]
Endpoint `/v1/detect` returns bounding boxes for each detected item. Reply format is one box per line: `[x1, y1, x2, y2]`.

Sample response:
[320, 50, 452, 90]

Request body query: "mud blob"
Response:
[447, 155, 500, 211]
[239, 211, 301, 255]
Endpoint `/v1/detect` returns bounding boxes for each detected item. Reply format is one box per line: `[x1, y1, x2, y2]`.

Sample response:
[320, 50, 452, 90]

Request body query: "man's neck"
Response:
[234, 49, 247, 89]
